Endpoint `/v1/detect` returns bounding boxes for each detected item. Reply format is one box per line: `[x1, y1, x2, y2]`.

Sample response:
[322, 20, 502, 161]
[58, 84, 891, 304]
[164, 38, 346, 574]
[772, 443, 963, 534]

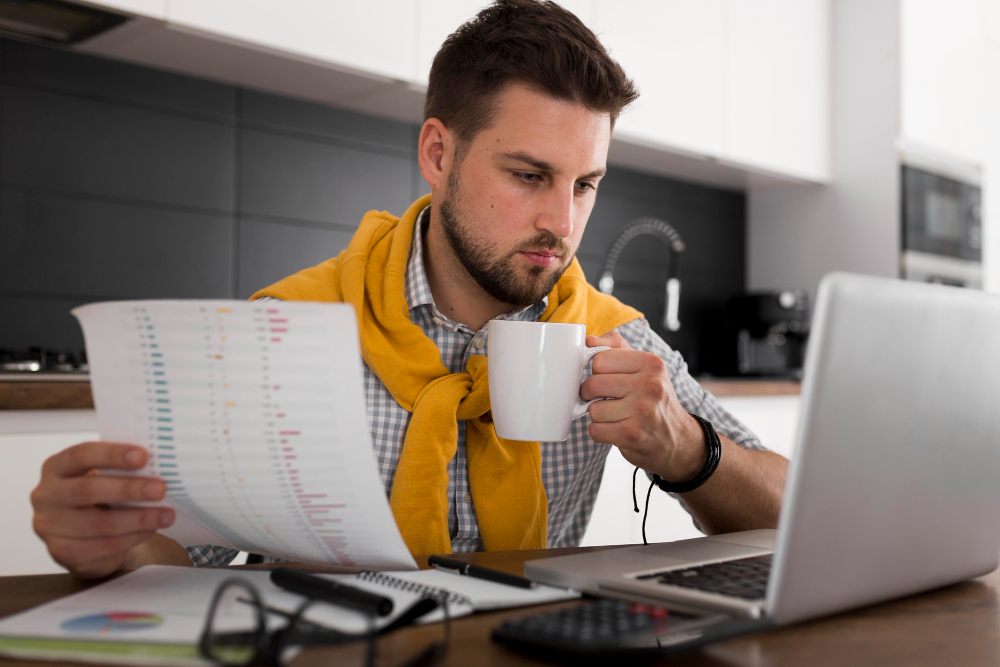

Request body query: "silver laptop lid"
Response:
[767, 273, 1000, 624]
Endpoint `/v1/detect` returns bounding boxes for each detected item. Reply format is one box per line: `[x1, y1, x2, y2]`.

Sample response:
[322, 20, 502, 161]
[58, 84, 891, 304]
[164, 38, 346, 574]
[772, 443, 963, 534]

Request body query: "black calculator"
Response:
[491, 598, 771, 664]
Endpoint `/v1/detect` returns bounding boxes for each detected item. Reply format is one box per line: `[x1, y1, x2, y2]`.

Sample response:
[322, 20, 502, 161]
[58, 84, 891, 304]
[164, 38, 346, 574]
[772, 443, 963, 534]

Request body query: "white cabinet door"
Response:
[167, 1, 418, 83]
[581, 394, 799, 547]
[416, 1, 490, 85]
[724, 0, 831, 181]
[88, 0, 167, 19]
[415, 0, 595, 85]
[592, 0, 725, 157]
[0, 430, 99, 576]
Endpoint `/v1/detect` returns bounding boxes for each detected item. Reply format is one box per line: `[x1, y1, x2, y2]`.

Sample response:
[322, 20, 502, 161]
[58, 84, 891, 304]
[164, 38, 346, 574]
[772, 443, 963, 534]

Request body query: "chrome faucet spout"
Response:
[599, 218, 685, 332]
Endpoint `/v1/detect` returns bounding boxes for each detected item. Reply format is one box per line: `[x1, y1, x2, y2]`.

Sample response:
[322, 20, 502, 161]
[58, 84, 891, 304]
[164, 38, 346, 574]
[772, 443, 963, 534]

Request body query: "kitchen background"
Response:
[1, 0, 996, 575]
[0, 38, 746, 375]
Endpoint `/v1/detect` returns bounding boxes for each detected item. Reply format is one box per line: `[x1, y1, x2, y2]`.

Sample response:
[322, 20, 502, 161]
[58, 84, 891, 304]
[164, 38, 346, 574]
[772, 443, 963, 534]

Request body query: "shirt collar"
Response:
[404, 205, 549, 321]
[404, 206, 435, 310]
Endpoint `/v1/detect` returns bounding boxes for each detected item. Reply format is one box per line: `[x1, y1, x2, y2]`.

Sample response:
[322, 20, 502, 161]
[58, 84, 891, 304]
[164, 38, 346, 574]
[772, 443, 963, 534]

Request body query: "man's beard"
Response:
[438, 175, 572, 307]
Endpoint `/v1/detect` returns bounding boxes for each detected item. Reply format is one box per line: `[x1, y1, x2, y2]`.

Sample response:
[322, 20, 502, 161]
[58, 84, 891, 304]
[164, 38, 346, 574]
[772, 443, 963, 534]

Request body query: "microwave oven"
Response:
[901, 163, 982, 288]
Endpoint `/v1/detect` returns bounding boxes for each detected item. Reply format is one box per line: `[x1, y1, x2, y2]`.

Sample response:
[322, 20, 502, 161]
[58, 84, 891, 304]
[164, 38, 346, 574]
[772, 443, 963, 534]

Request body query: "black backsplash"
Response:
[0, 39, 745, 376]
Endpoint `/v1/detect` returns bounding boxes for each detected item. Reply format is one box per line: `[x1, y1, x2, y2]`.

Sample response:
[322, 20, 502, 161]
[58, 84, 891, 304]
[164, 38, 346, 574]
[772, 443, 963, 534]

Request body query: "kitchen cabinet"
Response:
[415, 0, 594, 84]
[166, 0, 419, 83]
[592, 0, 726, 158]
[88, 0, 166, 20]
[81, 0, 830, 188]
[582, 392, 799, 547]
[3, 390, 797, 569]
[591, 0, 829, 181]
[416, 1, 490, 84]
[725, 0, 830, 181]
[0, 411, 98, 576]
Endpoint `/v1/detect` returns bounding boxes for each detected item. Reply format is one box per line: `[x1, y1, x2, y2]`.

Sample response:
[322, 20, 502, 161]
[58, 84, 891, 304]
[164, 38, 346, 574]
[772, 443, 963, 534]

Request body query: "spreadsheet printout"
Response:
[72, 300, 417, 570]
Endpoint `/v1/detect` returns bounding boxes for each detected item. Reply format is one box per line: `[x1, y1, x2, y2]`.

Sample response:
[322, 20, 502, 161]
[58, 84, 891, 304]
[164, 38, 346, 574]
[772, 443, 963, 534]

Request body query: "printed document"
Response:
[72, 300, 416, 570]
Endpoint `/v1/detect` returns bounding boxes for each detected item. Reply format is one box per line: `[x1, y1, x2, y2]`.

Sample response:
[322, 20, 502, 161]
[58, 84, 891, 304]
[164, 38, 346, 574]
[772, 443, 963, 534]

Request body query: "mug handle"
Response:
[571, 345, 611, 420]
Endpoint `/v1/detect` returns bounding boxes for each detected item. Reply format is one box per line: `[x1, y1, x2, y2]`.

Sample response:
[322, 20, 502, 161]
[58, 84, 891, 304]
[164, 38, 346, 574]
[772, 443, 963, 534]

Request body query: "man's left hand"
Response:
[580, 332, 707, 483]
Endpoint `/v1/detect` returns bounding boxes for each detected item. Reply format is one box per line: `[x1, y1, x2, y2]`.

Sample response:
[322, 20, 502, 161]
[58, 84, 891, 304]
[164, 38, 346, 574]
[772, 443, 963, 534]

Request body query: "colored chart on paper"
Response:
[73, 300, 416, 571]
[60, 612, 163, 634]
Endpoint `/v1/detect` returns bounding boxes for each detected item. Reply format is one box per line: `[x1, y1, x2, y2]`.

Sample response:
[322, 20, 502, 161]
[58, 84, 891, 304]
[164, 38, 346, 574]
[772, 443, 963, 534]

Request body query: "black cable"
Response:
[642, 477, 656, 545]
[632, 467, 640, 513]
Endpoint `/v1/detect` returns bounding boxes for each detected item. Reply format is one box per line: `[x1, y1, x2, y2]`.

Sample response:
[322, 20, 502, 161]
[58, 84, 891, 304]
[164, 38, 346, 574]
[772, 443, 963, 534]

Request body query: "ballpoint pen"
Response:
[427, 555, 535, 589]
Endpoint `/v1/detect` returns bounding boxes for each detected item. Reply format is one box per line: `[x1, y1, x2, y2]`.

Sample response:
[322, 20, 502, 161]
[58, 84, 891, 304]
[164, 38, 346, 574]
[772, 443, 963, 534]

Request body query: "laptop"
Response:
[525, 272, 1000, 627]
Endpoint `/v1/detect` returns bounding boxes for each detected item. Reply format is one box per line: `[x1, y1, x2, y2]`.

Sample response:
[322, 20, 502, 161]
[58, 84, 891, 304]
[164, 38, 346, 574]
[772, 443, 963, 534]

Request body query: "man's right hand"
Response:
[31, 442, 177, 579]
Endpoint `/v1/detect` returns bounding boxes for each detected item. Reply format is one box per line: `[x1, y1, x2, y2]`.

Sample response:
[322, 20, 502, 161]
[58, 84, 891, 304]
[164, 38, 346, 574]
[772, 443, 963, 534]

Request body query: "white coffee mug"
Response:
[487, 320, 610, 442]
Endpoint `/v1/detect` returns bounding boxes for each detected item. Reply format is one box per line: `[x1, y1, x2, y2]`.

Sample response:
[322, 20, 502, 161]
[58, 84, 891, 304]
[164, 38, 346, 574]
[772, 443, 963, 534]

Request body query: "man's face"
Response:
[437, 83, 612, 307]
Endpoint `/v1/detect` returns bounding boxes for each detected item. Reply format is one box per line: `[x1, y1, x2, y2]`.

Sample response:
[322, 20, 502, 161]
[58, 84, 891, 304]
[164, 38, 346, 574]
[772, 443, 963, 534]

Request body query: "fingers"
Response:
[34, 506, 174, 540]
[32, 441, 169, 580]
[586, 332, 632, 350]
[587, 395, 638, 423]
[588, 418, 647, 449]
[42, 442, 147, 479]
[591, 348, 665, 375]
[45, 531, 158, 577]
[580, 372, 632, 401]
[34, 475, 165, 509]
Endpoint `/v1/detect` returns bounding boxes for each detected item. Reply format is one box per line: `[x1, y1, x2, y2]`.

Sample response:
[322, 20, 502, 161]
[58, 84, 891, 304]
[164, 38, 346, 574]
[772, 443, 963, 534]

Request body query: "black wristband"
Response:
[651, 413, 722, 494]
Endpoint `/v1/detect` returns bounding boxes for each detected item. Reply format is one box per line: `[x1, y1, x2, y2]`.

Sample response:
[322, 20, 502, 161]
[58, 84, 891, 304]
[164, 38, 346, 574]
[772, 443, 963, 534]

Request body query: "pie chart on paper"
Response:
[60, 612, 164, 634]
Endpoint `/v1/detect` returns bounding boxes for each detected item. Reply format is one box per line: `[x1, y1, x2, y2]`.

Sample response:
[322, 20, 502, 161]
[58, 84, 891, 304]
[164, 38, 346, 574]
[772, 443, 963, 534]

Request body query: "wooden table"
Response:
[2, 546, 997, 667]
[0, 377, 800, 410]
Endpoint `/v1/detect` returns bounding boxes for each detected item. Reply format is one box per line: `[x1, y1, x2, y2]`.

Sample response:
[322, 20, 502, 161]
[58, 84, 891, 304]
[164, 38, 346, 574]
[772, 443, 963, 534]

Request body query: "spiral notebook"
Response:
[310, 569, 581, 626]
[0, 566, 579, 666]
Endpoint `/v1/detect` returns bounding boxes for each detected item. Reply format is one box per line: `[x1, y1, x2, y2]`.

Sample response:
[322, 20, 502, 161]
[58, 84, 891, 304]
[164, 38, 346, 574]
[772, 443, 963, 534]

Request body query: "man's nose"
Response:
[535, 186, 575, 239]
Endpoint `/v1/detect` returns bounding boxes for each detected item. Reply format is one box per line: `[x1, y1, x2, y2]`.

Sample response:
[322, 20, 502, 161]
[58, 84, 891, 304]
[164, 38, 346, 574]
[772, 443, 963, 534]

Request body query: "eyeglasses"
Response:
[198, 577, 450, 667]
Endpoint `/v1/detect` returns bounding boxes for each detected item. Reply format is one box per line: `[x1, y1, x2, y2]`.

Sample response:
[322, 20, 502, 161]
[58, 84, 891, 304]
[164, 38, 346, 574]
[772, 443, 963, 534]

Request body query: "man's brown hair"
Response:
[424, 0, 637, 148]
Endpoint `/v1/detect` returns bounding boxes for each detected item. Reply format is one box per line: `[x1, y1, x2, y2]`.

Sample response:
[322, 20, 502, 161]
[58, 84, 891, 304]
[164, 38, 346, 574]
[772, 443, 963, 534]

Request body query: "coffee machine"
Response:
[710, 291, 809, 378]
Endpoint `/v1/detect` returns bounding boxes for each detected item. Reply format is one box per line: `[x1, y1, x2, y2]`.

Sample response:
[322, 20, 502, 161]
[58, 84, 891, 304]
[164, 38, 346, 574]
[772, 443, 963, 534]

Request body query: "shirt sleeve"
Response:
[612, 318, 766, 532]
[186, 545, 239, 567]
[613, 318, 764, 450]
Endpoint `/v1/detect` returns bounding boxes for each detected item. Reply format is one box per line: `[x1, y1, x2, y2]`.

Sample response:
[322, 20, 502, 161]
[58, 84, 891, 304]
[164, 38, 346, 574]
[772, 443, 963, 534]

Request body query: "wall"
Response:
[0, 38, 418, 352]
[0, 39, 746, 375]
[900, 0, 1000, 293]
[579, 169, 745, 374]
[746, 0, 900, 303]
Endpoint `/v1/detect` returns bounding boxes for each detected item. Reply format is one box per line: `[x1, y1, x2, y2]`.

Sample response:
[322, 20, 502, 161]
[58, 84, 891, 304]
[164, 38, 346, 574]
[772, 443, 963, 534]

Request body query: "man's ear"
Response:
[417, 118, 454, 191]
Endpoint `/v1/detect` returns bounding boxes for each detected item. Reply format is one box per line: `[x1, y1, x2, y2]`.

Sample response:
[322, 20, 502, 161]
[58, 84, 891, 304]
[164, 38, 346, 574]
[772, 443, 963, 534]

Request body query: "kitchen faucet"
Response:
[598, 218, 685, 332]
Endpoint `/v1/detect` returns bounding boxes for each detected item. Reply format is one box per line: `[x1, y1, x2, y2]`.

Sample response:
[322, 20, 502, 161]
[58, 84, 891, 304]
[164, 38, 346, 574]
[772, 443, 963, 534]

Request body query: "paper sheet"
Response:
[385, 569, 580, 611]
[0, 565, 577, 650]
[0, 566, 382, 665]
[0, 567, 432, 647]
[72, 300, 416, 570]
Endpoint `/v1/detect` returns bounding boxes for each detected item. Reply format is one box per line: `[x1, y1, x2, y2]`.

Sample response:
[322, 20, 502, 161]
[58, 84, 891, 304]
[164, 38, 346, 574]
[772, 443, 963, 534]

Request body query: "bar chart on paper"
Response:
[72, 301, 416, 570]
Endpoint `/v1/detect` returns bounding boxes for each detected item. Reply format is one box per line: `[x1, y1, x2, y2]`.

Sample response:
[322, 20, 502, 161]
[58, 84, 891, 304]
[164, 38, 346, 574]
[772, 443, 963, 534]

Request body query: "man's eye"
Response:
[514, 172, 541, 184]
[576, 181, 596, 192]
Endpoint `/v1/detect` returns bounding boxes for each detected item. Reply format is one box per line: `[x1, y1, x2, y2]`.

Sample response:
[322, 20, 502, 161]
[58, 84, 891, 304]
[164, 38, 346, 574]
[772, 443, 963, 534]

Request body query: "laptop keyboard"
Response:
[636, 554, 772, 600]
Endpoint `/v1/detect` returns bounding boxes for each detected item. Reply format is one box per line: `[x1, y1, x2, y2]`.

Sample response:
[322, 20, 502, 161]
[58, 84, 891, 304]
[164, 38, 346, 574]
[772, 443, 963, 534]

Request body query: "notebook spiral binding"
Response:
[357, 571, 473, 608]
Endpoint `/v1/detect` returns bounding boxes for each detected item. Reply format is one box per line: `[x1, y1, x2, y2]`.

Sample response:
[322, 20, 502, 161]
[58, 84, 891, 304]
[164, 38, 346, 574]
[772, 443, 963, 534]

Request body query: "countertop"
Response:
[0, 374, 800, 411]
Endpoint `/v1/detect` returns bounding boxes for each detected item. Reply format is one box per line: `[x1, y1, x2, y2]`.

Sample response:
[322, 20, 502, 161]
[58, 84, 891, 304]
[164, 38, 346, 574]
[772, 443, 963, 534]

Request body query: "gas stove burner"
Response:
[0, 348, 89, 374]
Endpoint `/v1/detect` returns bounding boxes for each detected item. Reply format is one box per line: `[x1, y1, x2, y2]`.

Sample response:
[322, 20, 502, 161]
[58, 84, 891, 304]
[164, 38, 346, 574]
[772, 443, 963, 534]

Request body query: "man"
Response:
[31, 0, 788, 579]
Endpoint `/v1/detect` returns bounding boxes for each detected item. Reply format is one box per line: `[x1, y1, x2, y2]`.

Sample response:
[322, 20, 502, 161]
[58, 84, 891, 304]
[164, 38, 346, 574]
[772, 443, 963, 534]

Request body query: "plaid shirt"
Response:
[187, 208, 762, 566]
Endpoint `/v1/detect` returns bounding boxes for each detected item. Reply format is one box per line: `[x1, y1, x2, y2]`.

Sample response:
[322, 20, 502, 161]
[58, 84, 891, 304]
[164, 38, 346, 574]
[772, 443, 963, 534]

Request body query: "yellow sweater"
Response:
[253, 194, 642, 555]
